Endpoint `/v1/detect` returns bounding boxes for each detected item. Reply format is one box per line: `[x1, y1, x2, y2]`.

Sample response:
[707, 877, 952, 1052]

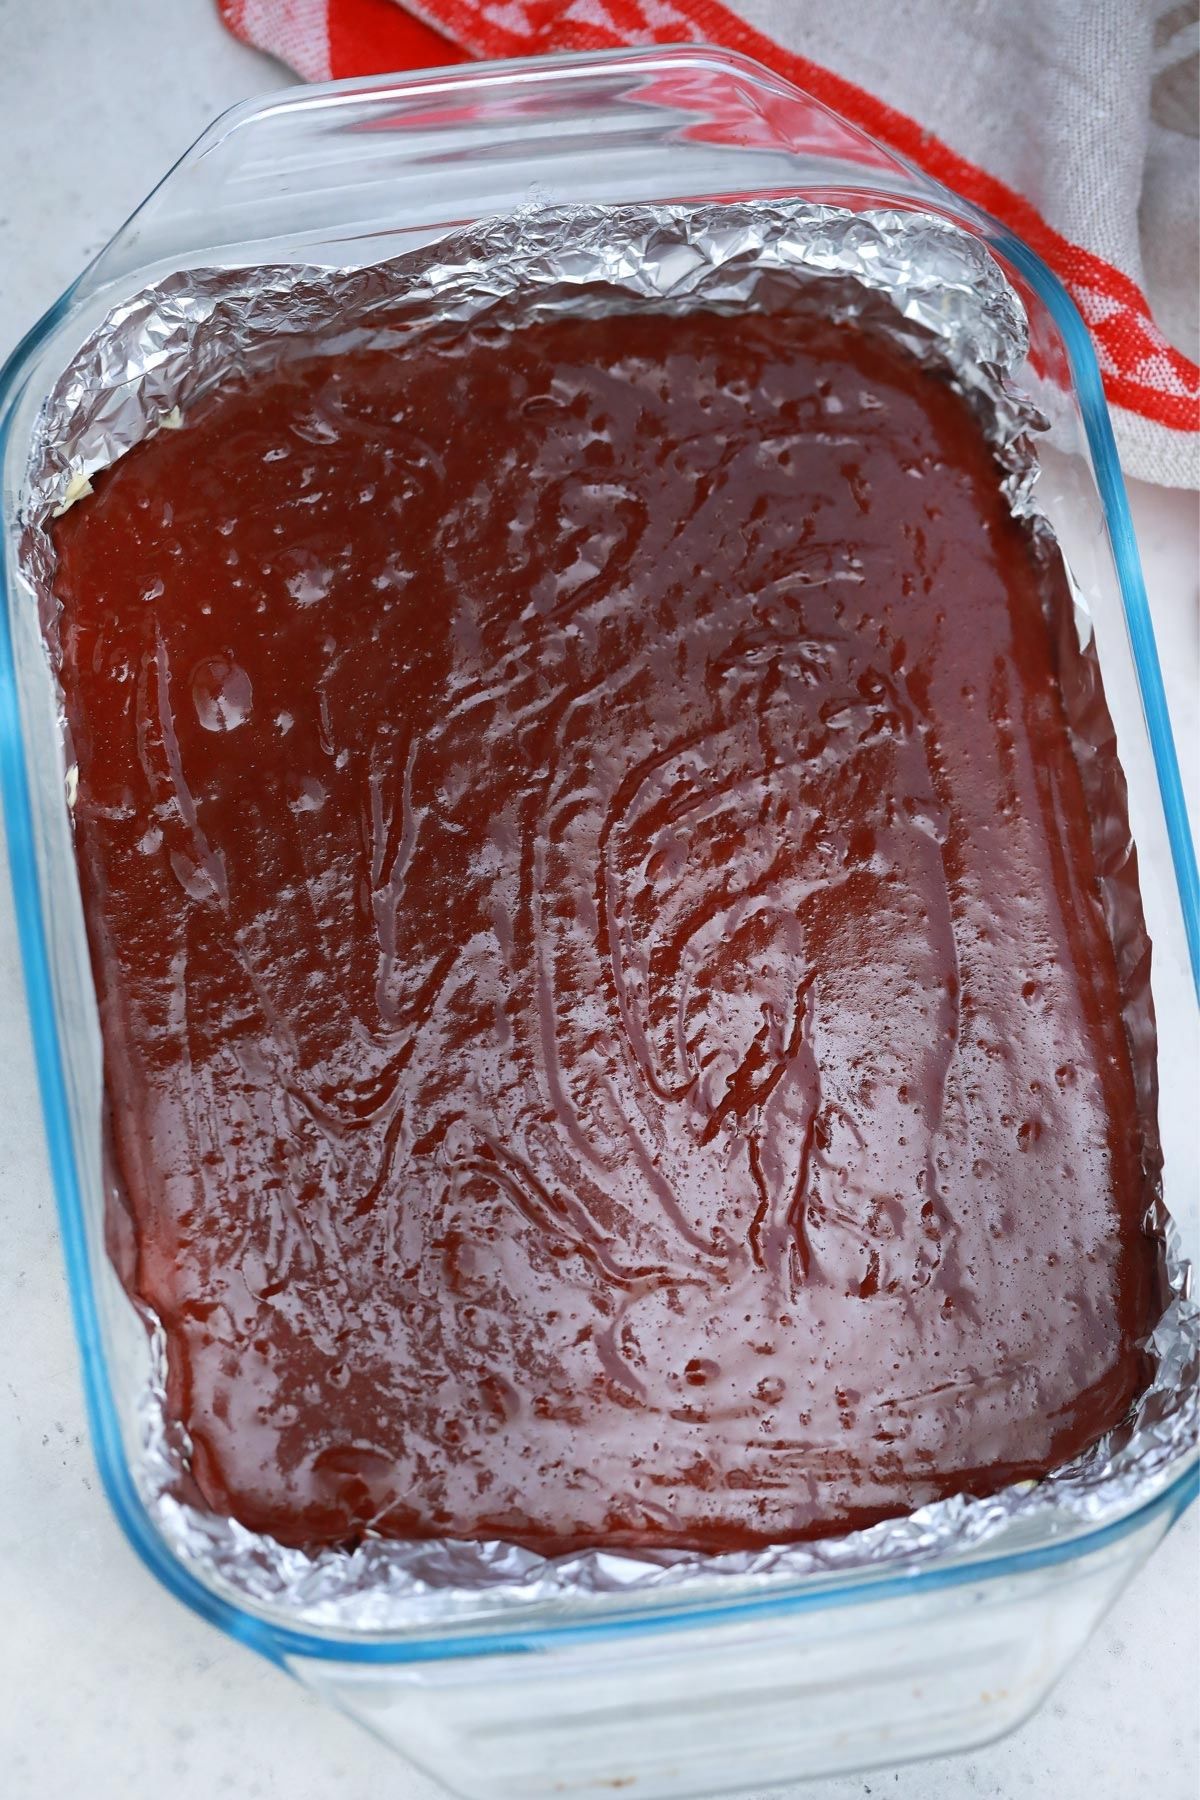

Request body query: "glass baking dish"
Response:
[1, 43, 1196, 1800]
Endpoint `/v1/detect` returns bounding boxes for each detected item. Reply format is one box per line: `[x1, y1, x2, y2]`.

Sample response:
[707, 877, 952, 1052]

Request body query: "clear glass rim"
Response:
[0, 42, 1195, 1668]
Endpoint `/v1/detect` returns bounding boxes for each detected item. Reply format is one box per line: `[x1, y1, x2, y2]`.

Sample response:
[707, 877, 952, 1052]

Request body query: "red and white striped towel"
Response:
[219, 0, 1200, 487]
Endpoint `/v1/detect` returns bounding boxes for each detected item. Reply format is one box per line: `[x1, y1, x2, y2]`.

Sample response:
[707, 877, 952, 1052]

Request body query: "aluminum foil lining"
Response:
[18, 200, 1198, 1634]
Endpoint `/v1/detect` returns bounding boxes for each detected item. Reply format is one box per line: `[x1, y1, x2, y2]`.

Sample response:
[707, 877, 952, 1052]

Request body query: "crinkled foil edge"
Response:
[19, 201, 1198, 1633]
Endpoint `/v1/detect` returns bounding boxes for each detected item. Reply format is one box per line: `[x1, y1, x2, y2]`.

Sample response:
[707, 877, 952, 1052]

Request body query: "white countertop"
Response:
[0, 4, 1196, 1796]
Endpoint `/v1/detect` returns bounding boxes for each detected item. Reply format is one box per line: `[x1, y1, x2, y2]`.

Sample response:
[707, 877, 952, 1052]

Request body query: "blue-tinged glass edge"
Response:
[987, 229, 1200, 996]
[1, 74, 1196, 1673]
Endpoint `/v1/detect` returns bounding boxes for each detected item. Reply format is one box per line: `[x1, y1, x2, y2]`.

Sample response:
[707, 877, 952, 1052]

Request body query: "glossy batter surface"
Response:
[53, 308, 1162, 1552]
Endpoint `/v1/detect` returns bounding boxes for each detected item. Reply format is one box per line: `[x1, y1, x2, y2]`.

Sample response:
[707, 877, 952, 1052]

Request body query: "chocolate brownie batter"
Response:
[52, 306, 1162, 1552]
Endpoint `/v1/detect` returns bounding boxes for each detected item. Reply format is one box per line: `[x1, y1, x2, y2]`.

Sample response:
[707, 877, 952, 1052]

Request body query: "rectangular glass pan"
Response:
[0, 44, 1196, 1800]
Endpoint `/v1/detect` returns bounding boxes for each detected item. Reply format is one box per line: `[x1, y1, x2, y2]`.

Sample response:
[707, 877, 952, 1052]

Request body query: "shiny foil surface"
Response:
[17, 202, 1198, 1632]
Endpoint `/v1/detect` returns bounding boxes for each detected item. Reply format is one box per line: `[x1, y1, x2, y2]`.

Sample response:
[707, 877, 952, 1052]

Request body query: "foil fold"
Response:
[17, 200, 1198, 1633]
